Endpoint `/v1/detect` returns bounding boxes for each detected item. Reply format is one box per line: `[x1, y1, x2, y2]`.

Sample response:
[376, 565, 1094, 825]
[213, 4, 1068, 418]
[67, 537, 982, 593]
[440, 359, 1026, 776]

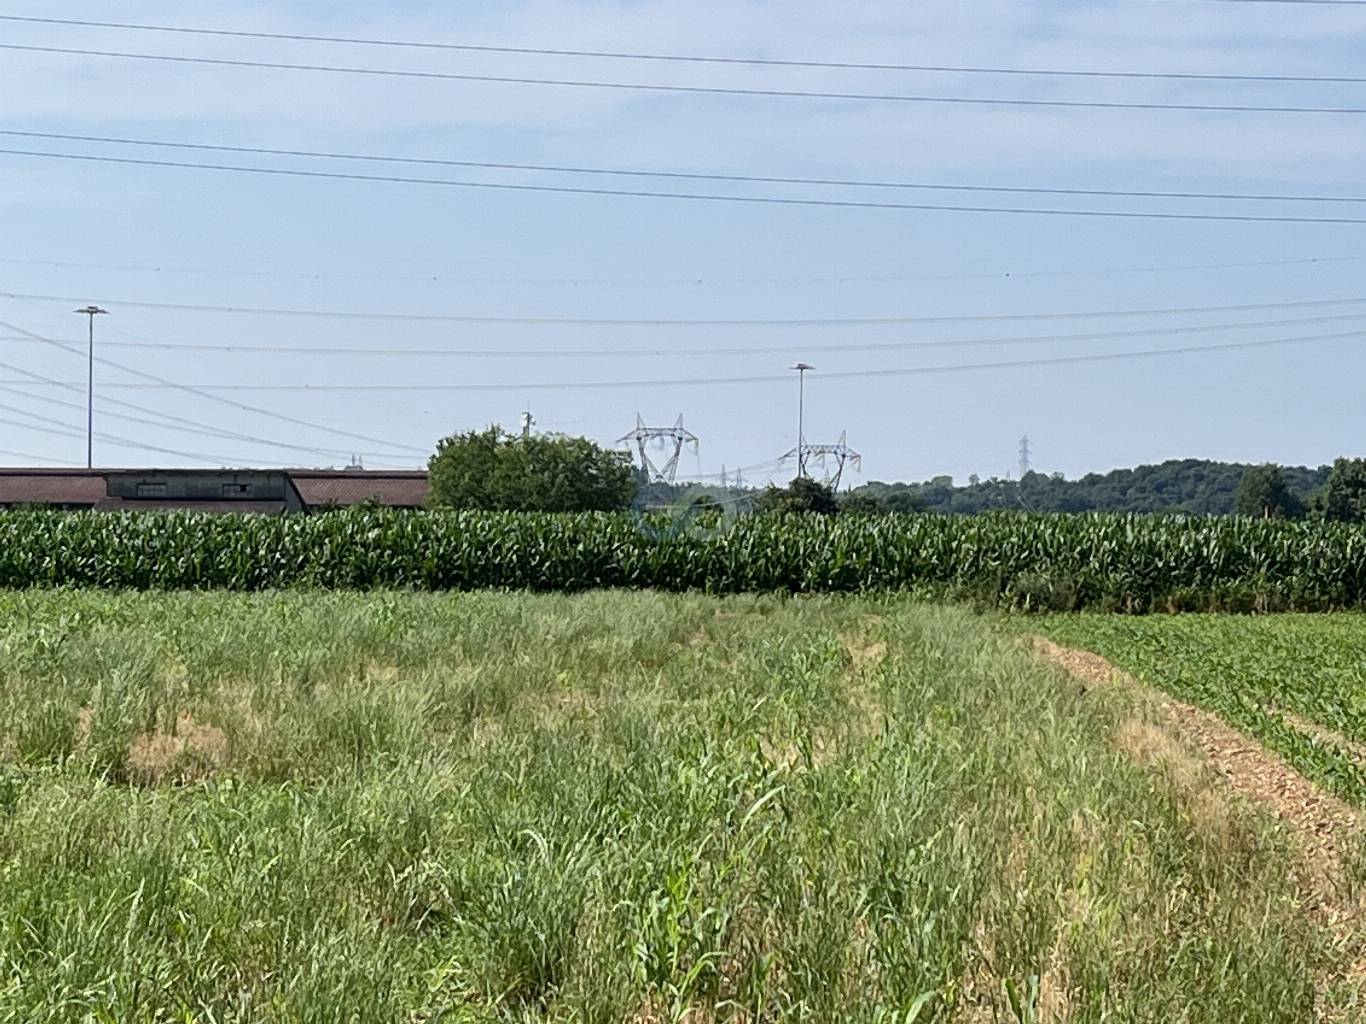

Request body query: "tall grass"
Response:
[0, 591, 1338, 1020]
[2, 507, 1366, 609]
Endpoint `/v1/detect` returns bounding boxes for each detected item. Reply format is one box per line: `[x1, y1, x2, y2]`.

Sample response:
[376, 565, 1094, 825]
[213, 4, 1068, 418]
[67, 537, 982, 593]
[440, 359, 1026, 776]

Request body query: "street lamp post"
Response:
[74, 306, 108, 469]
[790, 362, 813, 478]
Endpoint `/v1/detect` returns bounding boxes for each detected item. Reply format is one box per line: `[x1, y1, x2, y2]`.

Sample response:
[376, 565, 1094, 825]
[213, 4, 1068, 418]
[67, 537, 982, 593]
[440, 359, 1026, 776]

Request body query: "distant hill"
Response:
[850, 459, 1332, 515]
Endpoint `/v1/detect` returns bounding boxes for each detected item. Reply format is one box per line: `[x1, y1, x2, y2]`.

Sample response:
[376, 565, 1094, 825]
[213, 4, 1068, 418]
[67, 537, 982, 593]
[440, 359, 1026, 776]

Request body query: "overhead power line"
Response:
[2, 252, 1366, 287]
[0, 13, 1361, 84]
[0, 446, 80, 466]
[0, 380, 412, 463]
[5, 310, 1366, 358]
[13, 147, 1366, 225]
[99, 322, 431, 457]
[0, 393, 272, 464]
[10, 43, 1366, 115]
[674, 457, 789, 483]
[0, 315, 429, 456]
[3, 326, 1358, 393]
[7, 288, 1366, 327]
[0, 333, 273, 455]
[7, 130, 1366, 207]
[0, 321, 415, 462]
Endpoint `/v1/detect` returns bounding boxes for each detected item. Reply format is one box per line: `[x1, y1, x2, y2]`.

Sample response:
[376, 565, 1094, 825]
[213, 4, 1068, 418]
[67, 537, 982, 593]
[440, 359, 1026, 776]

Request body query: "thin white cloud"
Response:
[3, 0, 1366, 184]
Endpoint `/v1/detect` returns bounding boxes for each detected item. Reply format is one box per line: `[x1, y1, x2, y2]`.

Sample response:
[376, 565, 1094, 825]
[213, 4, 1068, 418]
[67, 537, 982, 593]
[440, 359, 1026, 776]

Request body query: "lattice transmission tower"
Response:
[782, 431, 862, 489]
[618, 414, 700, 484]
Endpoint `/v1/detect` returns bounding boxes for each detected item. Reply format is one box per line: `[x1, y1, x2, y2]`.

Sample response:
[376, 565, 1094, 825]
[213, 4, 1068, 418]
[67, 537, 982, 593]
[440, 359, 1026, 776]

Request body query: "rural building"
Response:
[289, 470, 430, 510]
[0, 468, 429, 513]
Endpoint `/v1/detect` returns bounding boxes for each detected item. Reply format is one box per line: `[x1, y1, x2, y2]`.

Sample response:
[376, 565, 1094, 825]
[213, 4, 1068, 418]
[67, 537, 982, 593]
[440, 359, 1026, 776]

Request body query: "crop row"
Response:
[3, 508, 1366, 608]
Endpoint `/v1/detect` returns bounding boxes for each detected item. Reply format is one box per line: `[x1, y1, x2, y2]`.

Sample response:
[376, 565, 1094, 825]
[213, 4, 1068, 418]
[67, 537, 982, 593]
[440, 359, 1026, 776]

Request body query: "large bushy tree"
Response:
[754, 477, 840, 515]
[428, 426, 636, 512]
[1314, 457, 1366, 523]
[1235, 464, 1303, 519]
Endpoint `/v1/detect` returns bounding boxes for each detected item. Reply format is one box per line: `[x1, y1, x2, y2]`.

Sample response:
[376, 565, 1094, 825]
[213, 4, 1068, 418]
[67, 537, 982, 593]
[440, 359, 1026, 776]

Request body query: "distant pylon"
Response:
[782, 431, 862, 489]
[617, 414, 700, 484]
[1019, 435, 1032, 479]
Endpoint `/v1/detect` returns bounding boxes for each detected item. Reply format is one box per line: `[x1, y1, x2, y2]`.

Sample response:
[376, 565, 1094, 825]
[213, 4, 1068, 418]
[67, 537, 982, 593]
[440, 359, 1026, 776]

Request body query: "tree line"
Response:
[847, 459, 1334, 516]
[425, 428, 1366, 523]
[842, 458, 1366, 521]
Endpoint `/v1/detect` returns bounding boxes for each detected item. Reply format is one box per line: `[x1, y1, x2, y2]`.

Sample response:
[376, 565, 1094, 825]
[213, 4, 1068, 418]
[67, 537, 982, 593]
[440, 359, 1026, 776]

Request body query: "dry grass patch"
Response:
[126, 711, 229, 784]
[683, 628, 711, 649]
[364, 663, 402, 684]
[71, 705, 94, 754]
[839, 624, 891, 732]
[841, 632, 887, 674]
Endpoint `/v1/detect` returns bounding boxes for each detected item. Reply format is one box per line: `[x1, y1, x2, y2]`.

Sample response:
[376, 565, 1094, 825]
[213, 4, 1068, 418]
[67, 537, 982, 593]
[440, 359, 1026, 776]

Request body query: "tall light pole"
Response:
[74, 306, 108, 468]
[790, 362, 813, 478]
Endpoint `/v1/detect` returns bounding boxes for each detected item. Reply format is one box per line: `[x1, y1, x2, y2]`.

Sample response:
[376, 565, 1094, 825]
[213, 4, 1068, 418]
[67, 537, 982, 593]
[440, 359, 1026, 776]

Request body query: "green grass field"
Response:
[1035, 614, 1366, 808]
[0, 591, 1355, 1022]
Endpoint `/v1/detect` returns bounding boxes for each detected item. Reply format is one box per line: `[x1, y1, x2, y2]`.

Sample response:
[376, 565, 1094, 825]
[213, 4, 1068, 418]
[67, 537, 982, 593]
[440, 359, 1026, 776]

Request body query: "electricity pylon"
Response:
[618, 414, 699, 484]
[782, 431, 862, 489]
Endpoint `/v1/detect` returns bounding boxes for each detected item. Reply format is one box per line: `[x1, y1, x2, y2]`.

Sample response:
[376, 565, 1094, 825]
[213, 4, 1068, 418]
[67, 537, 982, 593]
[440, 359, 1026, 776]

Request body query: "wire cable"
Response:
[1, 14, 1361, 84]
[6, 325, 1356, 392]
[0, 327, 414, 462]
[0, 320, 419, 461]
[8, 289, 1366, 327]
[7, 130, 1366, 207]
[0, 380, 414, 463]
[11, 147, 1366, 224]
[9, 43, 1366, 115]
[0, 446, 80, 466]
[2, 251, 1366, 287]
[0, 315, 430, 456]
[5, 310, 1366, 358]
[0, 393, 274, 463]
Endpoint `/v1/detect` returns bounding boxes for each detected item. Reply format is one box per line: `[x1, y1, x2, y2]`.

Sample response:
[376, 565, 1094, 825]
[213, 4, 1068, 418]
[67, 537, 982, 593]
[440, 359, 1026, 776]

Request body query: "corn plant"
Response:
[1, 508, 1364, 609]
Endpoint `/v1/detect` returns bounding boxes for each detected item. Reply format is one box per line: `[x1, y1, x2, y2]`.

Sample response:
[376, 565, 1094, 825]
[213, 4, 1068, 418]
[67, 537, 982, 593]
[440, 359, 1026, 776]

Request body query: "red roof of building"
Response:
[289, 470, 429, 508]
[0, 470, 105, 505]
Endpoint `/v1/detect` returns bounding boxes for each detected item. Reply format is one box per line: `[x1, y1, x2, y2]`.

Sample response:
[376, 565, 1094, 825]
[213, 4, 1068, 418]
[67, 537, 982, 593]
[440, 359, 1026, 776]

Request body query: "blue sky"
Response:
[2, 0, 1366, 484]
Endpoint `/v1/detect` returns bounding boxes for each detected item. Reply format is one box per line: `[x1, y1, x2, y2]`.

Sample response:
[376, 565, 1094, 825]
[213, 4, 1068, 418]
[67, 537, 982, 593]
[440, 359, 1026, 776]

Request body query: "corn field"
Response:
[2, 508, 1365, 608]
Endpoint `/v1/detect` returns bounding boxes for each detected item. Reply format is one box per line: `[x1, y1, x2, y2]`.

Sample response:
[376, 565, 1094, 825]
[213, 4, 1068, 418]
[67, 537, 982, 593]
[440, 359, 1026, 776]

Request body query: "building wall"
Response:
[0, 469, 429, 512]
[105, 472, 305, 511]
